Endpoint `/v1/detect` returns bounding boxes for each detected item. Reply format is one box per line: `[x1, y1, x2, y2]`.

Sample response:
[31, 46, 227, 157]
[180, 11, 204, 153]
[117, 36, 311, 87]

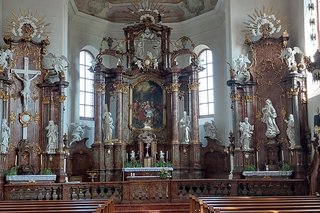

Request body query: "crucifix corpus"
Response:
[13, 57, 41, 111]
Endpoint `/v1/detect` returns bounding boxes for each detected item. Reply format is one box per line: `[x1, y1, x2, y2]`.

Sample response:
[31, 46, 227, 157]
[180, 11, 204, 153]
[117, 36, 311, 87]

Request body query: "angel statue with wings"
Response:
[43, 53, 69, 82]
[280, 47, 302, 71]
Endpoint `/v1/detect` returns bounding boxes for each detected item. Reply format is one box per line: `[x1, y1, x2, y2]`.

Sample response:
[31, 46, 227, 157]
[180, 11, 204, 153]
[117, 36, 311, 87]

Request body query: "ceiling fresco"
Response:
[73, 0, 219, 23]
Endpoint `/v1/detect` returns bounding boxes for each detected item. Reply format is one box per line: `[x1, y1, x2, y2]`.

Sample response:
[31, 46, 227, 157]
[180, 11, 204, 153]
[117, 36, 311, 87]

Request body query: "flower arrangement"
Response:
[124, 161, 143, 168]
[243, 164, 256, 171]
[6, 167, 17, 176]
[40, 168, 53, 175]
[155, 160, 172, 167]
[159, 168, 169, 179]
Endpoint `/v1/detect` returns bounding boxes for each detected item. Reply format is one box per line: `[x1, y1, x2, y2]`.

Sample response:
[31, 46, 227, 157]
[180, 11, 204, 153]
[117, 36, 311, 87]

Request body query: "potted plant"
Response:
[40, 168, 53, 175]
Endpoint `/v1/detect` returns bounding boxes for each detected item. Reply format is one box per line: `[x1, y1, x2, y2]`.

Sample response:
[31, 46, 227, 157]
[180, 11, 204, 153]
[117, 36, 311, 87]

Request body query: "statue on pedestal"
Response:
[1, 119, 10, 154]
[179, 111, 191, 143]
[45, 120, 58, 154]
[285, 114, 295, 148]
[239, 117, 254, 151]
[261, 99, 280, 138]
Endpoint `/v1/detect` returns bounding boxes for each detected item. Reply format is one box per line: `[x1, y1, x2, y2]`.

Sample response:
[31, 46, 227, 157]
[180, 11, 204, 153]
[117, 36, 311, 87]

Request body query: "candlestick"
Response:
[281, 149, 284, 162]
[166, 151, 168, 162]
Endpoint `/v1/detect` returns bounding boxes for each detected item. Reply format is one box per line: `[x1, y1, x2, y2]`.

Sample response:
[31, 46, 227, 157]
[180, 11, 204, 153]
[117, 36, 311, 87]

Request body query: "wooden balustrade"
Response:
[2, 178, 308, 203]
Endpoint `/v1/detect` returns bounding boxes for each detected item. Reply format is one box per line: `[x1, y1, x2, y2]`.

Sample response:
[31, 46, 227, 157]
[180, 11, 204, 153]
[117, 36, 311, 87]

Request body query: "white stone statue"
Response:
[13, 65, 41, 107]
[179, 111, 191, 143]
[70, 125, 84, 146]
[1, 119, 10, 153]
[284, 114, 295, 148]
[0, 48, 13, 70]
[103, 111, 114, 142]
[43, 53, 69, 82]
[45, 120, 58, 154]
[130, 150, 136, 161]
[234, 54, 251, 83]
[159, 150, 165, 162]
[239, 117, 254, 151]
[204, 120, 218, 140]
[280, 47, 302, 71]
[261, 99, 280, 138]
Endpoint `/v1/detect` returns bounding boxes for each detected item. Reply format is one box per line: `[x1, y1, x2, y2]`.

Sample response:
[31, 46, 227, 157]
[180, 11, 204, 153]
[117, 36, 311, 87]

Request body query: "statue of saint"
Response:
[204, 120, 218, 140]
[179, 111, 191, 143]
[1, 119, 10, 154]
[285, 114, 295, 148]
[103, 111, 114, 142]
[130, 150, 136, 162]
[159, 150, 165, 162]
[45, 120, 58, 154]
[239, 117, 254, 151]
[70, 125, 84, 146]
[261, 99, 280, 138]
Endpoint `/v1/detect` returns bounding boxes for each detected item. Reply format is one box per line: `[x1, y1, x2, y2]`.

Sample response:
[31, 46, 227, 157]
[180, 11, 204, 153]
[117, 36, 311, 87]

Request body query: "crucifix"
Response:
[13, 57, 41, 140]
[13, 57, 41, 111]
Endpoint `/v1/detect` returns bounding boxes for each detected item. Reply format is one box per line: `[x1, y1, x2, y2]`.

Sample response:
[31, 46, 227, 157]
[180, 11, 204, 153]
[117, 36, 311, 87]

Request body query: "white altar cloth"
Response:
[6, 175, 56, 183]
[242, 171, 292, 178]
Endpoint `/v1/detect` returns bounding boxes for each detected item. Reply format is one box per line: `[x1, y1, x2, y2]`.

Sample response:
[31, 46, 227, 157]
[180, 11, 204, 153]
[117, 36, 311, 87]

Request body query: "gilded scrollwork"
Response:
[9, 111, 16, 124]
[19, 111, 33, 127]
[0, 90, 9, 101]
[34, 111, 40, 125]
[244, 95, 254, 102]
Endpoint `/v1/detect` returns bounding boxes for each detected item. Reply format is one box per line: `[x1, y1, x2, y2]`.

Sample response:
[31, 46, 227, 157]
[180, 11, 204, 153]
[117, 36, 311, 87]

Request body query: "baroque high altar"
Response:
[92, 5, 204, 181]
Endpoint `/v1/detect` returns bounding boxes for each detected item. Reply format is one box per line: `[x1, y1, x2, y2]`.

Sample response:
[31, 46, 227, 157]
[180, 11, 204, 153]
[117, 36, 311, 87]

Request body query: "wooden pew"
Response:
[190, 195, 320, 213]
[0, 199, 115, 213]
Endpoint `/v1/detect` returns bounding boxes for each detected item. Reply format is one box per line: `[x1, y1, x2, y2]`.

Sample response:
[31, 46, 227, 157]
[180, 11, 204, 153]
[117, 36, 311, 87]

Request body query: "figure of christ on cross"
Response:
[13, 57, 41, 110]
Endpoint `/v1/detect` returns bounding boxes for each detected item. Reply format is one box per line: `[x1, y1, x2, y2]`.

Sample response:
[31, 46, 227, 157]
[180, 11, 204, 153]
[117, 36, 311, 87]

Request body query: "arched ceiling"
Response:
[73, 0, 219, 23]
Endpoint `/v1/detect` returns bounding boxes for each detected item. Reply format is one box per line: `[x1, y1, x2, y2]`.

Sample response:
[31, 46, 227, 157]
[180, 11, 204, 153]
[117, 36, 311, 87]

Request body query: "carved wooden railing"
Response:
[3, 179, 308, 202]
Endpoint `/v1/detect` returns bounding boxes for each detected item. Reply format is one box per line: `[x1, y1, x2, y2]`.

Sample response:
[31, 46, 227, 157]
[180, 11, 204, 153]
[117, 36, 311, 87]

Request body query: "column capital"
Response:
[188, 82, 200, 91]
[94, 83, 105, 93]
[166, 82, 181, 93]
[113, 83, 129, 94]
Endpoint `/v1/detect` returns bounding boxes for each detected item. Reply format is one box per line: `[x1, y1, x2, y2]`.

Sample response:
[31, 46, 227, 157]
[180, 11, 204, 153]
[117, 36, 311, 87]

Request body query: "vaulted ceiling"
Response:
[73, 0, 219, 23]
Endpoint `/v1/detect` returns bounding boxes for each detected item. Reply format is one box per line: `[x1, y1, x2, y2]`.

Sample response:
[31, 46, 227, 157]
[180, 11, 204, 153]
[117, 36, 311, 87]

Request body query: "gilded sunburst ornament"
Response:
[5, 10, 50, 41]
[243, 7, 282, 39]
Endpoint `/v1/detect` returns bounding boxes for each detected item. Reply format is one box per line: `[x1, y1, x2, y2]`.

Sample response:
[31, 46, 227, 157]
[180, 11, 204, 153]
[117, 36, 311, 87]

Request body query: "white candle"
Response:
[15, 155, 17, 167]
[256, 150, 259, 171]
[63, 158, 67, 173]
[166, 151, 168, 162]
[281, 150, 284, 161]
[40, 154, 43, 168]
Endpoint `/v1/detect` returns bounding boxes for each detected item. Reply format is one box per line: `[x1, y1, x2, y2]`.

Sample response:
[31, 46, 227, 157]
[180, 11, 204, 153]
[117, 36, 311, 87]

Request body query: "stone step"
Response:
[115, 202, 189, 213]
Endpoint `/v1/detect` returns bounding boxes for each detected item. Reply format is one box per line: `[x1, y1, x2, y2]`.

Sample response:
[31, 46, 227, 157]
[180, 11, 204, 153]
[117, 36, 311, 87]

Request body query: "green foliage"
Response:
[159, 169, 170, 179]
[41, 168, 53, 175]
[6, 167, 17, 176]
[243, 164, 256, 171]
[280, 163, 292, 171]
[155, 161, 172, 167]
[124, 161, 143, 168]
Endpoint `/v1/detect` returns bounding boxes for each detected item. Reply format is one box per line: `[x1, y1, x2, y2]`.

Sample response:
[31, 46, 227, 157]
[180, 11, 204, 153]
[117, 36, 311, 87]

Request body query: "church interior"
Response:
[1, 0, 320, 211]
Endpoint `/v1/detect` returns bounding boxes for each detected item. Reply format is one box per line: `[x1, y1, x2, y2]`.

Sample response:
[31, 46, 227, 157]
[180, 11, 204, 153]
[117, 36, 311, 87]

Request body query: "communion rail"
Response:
[2, 178, 308, 202]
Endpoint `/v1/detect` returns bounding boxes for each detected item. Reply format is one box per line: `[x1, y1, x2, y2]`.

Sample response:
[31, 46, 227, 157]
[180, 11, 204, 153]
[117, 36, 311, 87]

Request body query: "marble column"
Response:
[169, 72, 181, 178]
